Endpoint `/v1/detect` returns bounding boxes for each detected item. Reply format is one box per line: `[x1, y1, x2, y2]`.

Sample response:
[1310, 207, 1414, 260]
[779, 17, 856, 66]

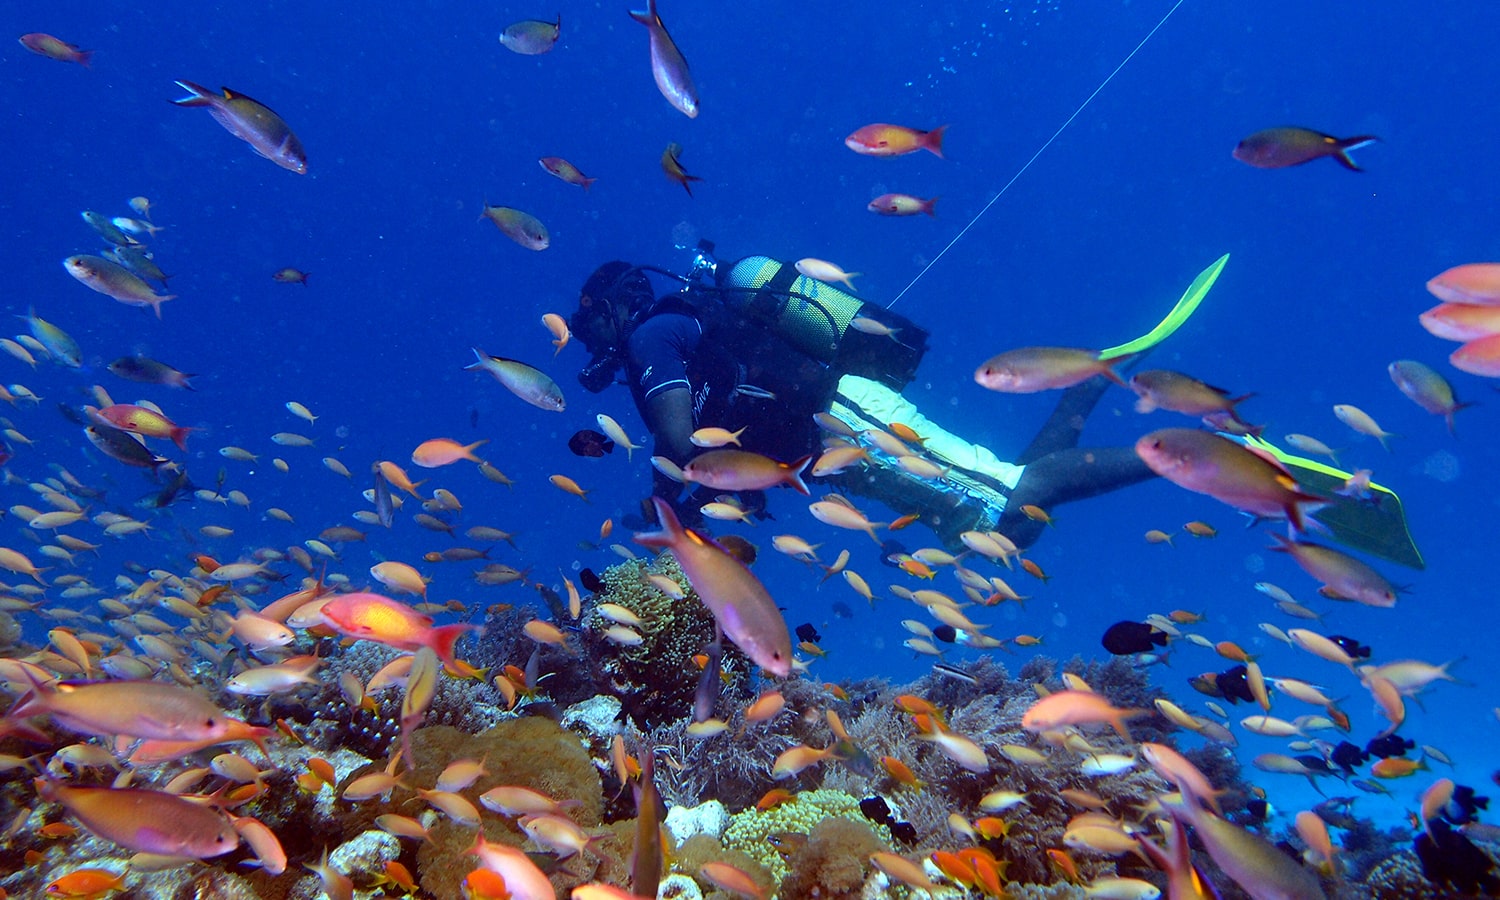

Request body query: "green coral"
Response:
[720, 789, 890, 882]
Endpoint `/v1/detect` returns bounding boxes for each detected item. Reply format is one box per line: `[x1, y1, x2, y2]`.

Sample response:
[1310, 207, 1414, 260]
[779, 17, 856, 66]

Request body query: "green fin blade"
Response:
[1098, 253, 1229, 361]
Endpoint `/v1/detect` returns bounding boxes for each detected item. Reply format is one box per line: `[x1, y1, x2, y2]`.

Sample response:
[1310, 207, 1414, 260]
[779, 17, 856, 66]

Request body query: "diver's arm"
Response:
[645, 387, 697, 462]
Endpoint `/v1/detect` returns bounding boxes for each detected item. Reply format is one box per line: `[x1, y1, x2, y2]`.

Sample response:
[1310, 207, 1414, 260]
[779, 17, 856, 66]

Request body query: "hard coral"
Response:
[721, 789, 891, 884]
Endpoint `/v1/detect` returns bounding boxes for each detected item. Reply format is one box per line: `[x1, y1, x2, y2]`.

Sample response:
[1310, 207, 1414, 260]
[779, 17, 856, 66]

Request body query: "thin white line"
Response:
[888, 0, 1189, 309]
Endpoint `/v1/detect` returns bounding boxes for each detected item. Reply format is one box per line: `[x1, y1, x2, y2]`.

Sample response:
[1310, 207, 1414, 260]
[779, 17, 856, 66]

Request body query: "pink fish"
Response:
[634, 498, 792, 676]
[19, 33, 92, 66]
[1419, 302, 1500, 341]
[1450, 333, 1500, 378]
[867, 193, 937, 217]
[1135, 428, 1324, 531]
[1270, 536, 1399, 608]
[1427, 263, 1500, 306]
[975, 347, 1124, 393]
[319, 592, 475, 666]
[35, 779, 239, 858]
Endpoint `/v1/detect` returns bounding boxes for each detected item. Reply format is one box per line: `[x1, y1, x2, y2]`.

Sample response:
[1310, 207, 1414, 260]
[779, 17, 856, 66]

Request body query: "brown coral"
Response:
[777, 816, 885, 900]
[407, 718, 604, 897]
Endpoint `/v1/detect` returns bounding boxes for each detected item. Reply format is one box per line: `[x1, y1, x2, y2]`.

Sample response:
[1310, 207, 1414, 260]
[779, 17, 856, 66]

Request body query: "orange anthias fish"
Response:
[661, 143, 703, 196]
[171, 80, 308, 174]
[411, 438, 488, 468]
[94, 404, 194, 450]
[680, 449, 811, 494]
[318, 591, 475, 667]
[43, 868, 126, 897]
[975, 347, 1124, 393]
[19, 33, 92, 66]
[1233, 127, 1378, 171]
[845, 123, 947, 158]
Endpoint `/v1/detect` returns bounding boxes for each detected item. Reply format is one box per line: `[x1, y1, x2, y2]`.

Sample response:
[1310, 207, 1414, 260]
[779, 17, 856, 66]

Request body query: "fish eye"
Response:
[205, 717, 217, 728]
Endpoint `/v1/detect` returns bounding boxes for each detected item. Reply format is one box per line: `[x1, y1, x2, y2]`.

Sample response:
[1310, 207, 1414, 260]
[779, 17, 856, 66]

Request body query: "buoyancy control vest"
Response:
[709, 256, 930, 391]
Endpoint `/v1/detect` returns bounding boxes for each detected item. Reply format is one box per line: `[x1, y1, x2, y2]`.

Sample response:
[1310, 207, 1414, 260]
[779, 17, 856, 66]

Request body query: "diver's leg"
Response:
[996, 446, 1155, 547]
[1015, 375, 1113, 465]
[831, 376, 1023, 491]
[827, 376, 1018, 551]
[825, 458, 996, 552]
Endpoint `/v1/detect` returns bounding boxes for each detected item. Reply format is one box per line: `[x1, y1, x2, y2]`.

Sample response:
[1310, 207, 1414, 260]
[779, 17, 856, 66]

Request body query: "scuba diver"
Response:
[570, 243, 1159, 551]
[569, 243, 1424, 567]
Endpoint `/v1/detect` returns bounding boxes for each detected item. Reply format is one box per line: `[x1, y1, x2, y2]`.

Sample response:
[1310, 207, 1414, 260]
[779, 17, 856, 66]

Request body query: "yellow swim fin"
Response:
[1098, 253, 1230, 361]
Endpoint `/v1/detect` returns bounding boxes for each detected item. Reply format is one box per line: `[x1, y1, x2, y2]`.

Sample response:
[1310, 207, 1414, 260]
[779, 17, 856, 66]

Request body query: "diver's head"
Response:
[572, 261, 655, 392]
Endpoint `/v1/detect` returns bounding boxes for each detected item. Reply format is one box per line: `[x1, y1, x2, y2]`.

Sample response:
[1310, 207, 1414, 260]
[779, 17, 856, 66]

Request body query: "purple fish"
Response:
[630, 0, 698, 118]
[172, 80, 307, 174]
[1233, 127, 1378, 171]
[568, 429, 615, 458]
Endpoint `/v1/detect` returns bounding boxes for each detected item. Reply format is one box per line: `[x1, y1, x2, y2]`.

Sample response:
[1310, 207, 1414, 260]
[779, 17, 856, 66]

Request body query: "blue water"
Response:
[4, 0, 1497, 837]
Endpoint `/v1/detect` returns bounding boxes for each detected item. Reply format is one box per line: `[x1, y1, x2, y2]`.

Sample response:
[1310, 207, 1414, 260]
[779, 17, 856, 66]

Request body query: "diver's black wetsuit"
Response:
[623, 306, 1154, 546]
[625, 310, 840, 522]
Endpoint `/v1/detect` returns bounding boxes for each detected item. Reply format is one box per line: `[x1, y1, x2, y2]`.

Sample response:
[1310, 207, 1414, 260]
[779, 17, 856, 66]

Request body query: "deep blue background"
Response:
[4, 1, 1497, 829]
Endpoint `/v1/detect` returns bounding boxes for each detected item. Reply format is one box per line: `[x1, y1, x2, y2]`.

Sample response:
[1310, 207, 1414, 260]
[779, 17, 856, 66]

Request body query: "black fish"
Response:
[859, 796, 892, 824]
[139, 469, 195, 509]
[580, 568, 605, 593]
[1330, 741, 1367, 774]
[568, 429, 615, 458]
[1366, 734, 1415, 760]
[831, 601, 853, 620]
[1101, 620, 1168, 656]
[533, 584, 568, 620]
[1216, 665, 1255, 705]
[1327, 634, 1372, 660]
[889, 821, 918, 845]
[1446, 785, 1490, 825]
[1416, 819, 1500, 895]
[877, 539, 908, 566]
[795, 623, 821, 644]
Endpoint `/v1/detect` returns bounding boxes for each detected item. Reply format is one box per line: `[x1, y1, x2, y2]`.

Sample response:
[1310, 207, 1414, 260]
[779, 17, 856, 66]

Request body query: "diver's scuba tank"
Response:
[710, 254, 930, 390]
